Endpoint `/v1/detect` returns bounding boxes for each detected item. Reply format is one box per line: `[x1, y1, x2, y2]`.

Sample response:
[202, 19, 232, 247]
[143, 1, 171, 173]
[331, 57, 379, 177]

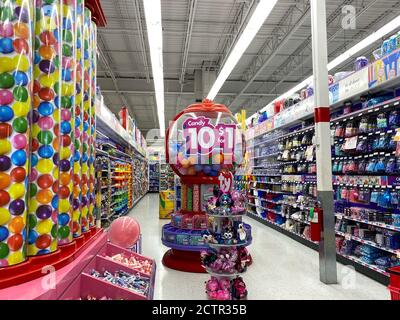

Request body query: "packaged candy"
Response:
[389, 110, 400, 128]
[377, 113, 388, 129]
[386, 158, 396, 174]
[358, 117, 369, 134]
[375, 158, 387, 173]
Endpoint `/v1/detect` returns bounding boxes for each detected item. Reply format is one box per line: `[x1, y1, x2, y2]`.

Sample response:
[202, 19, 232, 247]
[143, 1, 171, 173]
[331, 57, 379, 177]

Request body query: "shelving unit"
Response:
[240, 47, 400, 285]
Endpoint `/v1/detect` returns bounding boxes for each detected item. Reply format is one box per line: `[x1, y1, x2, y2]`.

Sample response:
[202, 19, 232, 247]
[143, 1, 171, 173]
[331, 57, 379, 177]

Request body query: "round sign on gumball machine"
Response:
[161, 99, 245, 273]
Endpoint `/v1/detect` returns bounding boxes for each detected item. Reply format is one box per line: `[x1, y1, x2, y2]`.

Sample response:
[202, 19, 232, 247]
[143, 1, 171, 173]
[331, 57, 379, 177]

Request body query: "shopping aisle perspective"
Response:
[129, 194, 388, 300]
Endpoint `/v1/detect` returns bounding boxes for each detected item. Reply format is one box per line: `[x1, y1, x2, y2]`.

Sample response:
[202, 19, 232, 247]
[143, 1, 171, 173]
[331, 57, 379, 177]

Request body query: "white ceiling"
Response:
[97, 0, 400, 136]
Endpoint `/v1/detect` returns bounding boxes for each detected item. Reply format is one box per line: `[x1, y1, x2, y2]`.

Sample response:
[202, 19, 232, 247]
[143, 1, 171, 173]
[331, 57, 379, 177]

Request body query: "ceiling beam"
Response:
[266, 0, 384, 96]
[133, 0, 150, 82]
[101, 89, 277, 97]
[227, 1, 311, 110]
[97, 34, 139, 122]
[179, 0, 197, 85]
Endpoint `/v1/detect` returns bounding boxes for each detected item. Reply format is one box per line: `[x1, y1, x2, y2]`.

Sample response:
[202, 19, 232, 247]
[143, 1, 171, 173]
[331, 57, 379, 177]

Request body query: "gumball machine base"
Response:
[162, 249, 207, 273]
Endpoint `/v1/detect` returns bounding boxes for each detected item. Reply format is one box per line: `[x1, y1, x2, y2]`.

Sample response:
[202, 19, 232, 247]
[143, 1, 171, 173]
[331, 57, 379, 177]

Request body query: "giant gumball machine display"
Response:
[162, 99, 247, 272]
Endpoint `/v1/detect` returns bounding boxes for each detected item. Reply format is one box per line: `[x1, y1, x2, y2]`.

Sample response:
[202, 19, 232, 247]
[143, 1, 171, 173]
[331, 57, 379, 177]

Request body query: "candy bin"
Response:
[58, 0, 76, 246]
[0, 0, 33, 267]
[161, 100, 245, 273]
[28, 0, 61, 257]
[80, 7, 91, 234]
[72, 0, 84, 239]
[88, 20, 97, 230]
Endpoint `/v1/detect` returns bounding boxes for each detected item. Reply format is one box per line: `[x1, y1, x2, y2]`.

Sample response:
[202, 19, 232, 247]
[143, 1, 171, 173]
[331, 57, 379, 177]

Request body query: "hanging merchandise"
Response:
[72, 0, 84, 238]
[28, 0, 61, 256]
[0, 0, 33, 266]
[58, 0, 76, 245]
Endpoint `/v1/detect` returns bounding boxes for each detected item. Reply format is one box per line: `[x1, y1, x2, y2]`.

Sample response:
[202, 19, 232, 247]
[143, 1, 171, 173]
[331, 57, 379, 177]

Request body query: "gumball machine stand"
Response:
[161, 100, 244, 273]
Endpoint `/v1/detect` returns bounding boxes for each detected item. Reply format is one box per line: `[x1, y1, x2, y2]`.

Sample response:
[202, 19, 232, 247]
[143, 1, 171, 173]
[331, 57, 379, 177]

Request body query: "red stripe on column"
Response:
[314, 107, 330, 123]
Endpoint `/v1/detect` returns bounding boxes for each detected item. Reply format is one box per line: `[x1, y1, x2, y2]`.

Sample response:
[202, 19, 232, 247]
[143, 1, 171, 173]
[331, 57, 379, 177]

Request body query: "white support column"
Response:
[310, 0, 337, 284]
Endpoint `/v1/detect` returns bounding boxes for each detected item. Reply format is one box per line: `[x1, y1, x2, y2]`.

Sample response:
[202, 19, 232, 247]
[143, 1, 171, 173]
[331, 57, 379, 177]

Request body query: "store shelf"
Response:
[335, 230, 399, 255]
[335, 214, 400, 232]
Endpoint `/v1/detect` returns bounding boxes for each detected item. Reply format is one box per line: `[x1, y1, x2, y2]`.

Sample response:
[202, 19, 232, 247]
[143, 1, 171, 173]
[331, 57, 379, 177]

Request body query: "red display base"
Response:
[162, 249, 206, 273]
[0, 228, 103, 289]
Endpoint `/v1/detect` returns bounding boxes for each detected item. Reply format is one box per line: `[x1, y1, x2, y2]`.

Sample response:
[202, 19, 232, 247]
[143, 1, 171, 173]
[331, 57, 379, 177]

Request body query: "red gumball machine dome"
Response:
[166, 99, 244, 184]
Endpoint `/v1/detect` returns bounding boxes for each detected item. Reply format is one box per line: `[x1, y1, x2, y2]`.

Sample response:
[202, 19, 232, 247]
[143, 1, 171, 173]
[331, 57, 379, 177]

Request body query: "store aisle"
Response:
[129, 193, 389, 300]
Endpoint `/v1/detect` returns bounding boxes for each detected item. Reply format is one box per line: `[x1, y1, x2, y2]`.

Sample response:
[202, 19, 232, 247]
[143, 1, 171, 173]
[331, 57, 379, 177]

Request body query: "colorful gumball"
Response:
[28, 0, 61, 257]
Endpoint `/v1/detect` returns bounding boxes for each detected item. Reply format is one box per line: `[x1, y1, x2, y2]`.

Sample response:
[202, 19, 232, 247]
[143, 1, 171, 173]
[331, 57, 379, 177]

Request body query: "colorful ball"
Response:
[0, 226, 9, 242]
[11, 149, 26, 166]
[12, 134, 27, 150]
[12, 117, 28, 133]
[0, 191, 10, 207]
[0, 105, 14, 121]
[37, 174, 53, 189]
[28, 230, 38, 245]
[8, 183, 24, 199]
[35, 234, 51, 249]
[10, 167, 26, 183]
[0, 123, 12, 139]
[9, 199, 25, 216]
[8, 216, 24, 234]
[36, 189, 53, 205]
[0, 155, 11, 171]
[0, 207, 11, 225]
[0, 172, 11, 190]
[0, 243, 9, 259]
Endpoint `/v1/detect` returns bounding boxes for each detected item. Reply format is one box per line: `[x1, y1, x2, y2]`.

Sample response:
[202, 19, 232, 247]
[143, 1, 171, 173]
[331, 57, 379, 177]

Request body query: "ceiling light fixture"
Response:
[206, 0, 278, 101]
[143, 0, 165, 137]
[247, 14, 400, 124]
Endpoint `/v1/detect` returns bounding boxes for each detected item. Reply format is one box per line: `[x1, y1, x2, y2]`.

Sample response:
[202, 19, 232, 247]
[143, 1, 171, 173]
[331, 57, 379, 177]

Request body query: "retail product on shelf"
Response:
[133, 156, 148, 205]
[162, 99, 246, 280]
[242, 39, 400, 284]
[148, 161, 160, 192]
[160, 163, 174, 191]
[174, 175, 182, 212]
[95, 125, 148, 226]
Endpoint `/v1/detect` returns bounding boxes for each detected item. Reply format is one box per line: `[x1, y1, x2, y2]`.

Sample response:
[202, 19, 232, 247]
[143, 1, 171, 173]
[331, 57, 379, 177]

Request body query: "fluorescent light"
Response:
[207, 0, 278, 100]
[247, 14, 400, 124]
[143, 0, 165, 137]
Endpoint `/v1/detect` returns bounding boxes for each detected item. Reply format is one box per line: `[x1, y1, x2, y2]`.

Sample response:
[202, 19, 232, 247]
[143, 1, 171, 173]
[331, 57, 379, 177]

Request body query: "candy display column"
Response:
[88, 20, 96, 230]
[80, 7, 91, 234]
[58, 0, 76, 246]
[72, 0, 84, 240]
[0, 0, 33, 267]
[28, 0, 61, 257]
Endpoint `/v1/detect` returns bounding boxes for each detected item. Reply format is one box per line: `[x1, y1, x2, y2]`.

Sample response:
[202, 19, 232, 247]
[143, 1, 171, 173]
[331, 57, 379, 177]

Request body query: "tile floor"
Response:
[129, 193, 389, 300]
